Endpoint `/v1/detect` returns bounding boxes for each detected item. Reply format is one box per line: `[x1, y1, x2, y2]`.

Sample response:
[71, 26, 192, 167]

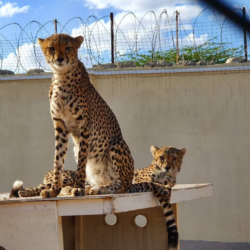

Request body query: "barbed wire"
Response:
[0, 7, 249, 74]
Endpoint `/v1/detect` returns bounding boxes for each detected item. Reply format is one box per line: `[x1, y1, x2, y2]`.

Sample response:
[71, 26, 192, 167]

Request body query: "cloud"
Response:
[68, 0, 205, 65]
[85, 0, 196, 12]
[84, 0, 202, 21]
[0, 43, 48, 73]
[179, 33, 208, 47]
[0, 2, 29, 17]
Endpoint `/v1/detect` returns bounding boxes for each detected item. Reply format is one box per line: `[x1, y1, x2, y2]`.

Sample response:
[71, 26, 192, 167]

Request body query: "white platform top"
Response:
[0, 183, 212, 216]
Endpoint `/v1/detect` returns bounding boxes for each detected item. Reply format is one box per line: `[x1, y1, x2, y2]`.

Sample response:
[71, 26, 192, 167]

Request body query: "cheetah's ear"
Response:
[150, 145, 159, 157]
[180, 148, 186, 156]
[37, 38, 44, 46]
[74, 36, 84, 49]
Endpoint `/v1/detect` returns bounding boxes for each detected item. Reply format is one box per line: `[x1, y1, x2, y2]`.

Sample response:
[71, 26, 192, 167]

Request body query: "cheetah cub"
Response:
[37, 34, 134, 197]
[129, 145, 186, 250]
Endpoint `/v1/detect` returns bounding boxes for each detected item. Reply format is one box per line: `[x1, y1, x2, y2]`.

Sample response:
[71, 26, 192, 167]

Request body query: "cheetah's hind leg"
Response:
[89, 138, 134, 195]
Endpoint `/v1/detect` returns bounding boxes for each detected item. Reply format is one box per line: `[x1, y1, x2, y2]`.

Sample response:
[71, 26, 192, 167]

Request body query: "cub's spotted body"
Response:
[130, 145, 186, 250]
[10, 146, 186, 250]
[36, 34, 134, 197]
[133, 146, 185, 187]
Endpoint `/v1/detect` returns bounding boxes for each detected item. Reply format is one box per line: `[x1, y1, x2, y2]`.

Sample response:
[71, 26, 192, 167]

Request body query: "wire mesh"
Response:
[0, 7, 249, 76]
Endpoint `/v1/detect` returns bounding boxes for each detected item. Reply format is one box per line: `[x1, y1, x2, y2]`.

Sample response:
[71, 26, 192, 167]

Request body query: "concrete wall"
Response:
[0, 70, 249, 244]
[92, 71, 250, 244]
[0, 78, 77, 192]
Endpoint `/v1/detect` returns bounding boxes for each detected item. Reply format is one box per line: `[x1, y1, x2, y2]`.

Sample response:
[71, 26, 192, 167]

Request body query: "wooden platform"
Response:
[0, 183, 212, 250]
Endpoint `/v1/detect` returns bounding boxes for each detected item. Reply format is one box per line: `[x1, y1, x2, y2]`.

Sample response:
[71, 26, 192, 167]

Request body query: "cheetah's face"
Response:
[37, 34, 83, 72]
[150, 145, 186, 175]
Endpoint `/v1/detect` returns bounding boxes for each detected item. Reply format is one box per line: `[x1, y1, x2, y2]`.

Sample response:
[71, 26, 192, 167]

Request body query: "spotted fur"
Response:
[129, 145, 186, 250]
[34, 33, 134, 197]
[9, 170, 76, 197]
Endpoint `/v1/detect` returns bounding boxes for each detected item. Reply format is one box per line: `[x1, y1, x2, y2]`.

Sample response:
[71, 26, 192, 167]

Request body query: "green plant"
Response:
[116, 38, 244, 65]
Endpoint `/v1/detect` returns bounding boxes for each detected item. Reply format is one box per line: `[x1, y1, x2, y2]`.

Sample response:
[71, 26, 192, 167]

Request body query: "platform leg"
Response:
[172, 203, 180, 250]
[0, 201, 63, 250]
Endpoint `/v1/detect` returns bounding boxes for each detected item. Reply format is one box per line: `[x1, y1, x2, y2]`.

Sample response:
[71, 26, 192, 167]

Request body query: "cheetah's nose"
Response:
[56, 58, 64, 63]
[165, 166, 170, 172]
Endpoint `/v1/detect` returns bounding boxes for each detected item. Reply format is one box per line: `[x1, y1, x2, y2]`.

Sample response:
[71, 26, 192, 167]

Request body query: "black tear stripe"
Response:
[65, 53, 69, 64]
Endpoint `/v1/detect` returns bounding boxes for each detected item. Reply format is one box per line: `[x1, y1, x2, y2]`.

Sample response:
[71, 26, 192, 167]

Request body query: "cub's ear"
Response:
[180, 148, 186, 156]
[74, 36, 84, 48]
[150, 145, 159, 157]
[37, 38, 44, 46]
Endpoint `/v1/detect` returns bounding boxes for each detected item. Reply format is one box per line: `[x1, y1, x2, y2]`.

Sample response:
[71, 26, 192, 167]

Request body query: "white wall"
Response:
[0, 69, 249, 243]
[92, 71, 250, 243]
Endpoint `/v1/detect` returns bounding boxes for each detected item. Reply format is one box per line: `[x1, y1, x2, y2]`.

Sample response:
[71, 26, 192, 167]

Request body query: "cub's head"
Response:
[150, 145, 186, 175]
[38, 34, 83, 72]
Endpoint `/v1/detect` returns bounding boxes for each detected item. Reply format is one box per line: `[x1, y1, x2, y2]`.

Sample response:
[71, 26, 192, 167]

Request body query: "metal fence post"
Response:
[54, 19, 57, 34]
[110, 13, 114, 64]
[243, 7, 247, 62]
[176, 11, 179, 62]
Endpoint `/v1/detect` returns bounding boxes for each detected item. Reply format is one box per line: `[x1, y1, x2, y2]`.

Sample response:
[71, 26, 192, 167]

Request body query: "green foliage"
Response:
[117, 38, 244, 66]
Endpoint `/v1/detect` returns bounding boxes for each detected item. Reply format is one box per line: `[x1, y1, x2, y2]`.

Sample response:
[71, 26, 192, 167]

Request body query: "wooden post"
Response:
[110, 13, 114, 64]
[54, 19, 57, 34]
[176, 11, 179, 62]
[243, 7, 248, 62]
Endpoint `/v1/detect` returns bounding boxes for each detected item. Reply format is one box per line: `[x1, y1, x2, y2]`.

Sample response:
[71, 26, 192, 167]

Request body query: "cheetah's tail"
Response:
[9, 180, 23, 197]
[152, 183, 178, 250]
[128, 182, 178, 249]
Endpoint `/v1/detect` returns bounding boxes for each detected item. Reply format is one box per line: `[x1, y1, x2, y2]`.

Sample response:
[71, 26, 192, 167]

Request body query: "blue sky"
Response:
[1, 0, 249, 34]
[0, 0, 249, 72]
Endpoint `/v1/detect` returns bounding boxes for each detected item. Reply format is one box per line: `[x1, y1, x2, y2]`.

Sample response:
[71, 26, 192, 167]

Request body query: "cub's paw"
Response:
[40, 189, 60, 198]
[60, 186, 73, 196]
[18, 189, 33, 197]
[71, 188, 85, 197]
[88, 186, 108, 195]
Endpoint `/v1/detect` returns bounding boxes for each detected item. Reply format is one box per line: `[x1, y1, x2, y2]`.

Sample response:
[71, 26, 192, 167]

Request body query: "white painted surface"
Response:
[0, 184, 212, 250]
[57, 183, 212, 215]
[171, 184, 213, 203]
[0, 183, 213, 216]
[57, 199, 104, 216]
[0, 201, 62, 250]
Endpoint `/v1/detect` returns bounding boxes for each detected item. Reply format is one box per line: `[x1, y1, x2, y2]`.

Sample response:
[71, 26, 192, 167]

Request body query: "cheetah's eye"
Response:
[172, 157, 177, 161]
[49, 47, 55, 52]
[160, 156, 164, 162]
[65, 47, 71, 51]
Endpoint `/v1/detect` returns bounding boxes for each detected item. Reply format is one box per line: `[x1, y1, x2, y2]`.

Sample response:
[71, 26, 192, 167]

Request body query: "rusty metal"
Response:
[110, 13, 114, 64]
[54, 19, 57, 34]
[176, 11, 179, 62]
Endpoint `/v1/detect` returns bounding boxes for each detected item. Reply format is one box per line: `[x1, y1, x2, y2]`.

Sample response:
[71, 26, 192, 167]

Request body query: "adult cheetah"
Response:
[36, 33, 134, 197]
